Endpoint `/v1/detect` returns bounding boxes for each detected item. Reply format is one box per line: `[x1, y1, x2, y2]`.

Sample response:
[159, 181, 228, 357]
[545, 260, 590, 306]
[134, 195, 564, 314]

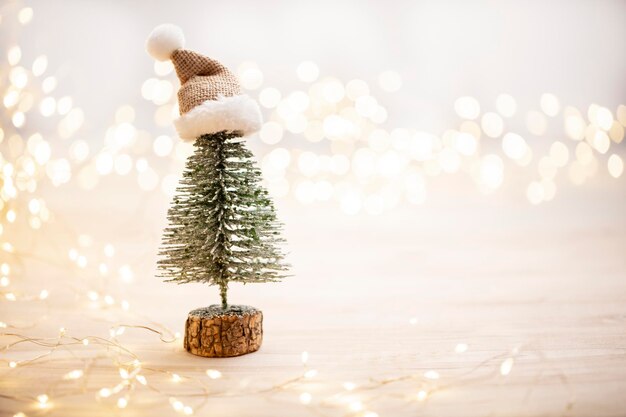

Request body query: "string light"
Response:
[343, 382, 356, 391]
[98, 388, 112, 398]
[424, 370, 440, 380]
[0, 6, 622, 416]
[206, 369, 222, 379]
[500, 358, 514, 376]
[64, 369, 84, 380]
[36, 394, 49, 409]
[299, 392, 312, 405]
[455, 343, 468, 353]
[303, 369, 318, 379]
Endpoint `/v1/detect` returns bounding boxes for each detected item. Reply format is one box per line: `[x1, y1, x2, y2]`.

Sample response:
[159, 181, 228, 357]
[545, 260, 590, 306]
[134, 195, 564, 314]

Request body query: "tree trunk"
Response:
[184, 305, 263, 357]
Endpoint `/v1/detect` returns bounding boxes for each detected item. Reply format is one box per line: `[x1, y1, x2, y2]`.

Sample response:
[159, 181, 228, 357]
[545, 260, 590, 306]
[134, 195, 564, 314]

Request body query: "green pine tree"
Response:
[158, 131, 289, 309]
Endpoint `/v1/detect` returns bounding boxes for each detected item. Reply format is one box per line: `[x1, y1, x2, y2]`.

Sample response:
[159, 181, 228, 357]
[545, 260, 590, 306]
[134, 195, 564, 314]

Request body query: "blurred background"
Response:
[1, 1, 626, 416]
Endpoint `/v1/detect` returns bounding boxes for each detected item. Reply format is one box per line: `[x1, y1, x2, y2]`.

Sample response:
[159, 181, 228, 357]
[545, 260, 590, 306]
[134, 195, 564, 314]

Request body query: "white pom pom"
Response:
[146, 24, 185, 61]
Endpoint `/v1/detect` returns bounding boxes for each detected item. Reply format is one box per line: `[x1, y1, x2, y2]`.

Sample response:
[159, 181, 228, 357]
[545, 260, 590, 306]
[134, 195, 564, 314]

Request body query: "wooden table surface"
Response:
[2, 191, 626, 417]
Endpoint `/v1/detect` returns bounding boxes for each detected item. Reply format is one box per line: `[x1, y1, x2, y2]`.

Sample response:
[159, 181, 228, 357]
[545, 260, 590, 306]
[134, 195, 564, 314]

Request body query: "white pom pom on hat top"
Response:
[146, 24, 185, 61]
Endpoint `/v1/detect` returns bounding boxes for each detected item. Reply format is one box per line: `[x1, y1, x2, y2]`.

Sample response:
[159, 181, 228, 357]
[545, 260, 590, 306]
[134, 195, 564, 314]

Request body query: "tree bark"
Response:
[184, 305, 263, 357]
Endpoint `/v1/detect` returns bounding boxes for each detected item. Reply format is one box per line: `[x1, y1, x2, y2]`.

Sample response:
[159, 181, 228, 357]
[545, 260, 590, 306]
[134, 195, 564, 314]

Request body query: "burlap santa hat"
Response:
[146, 24, 262, 141]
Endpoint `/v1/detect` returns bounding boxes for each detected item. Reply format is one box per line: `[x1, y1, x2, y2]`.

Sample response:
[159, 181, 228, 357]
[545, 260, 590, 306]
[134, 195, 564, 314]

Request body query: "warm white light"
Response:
[378, 70, 402, 92]
[454, 96, 480, 120]
[424, 370, 440, 380]
[238, 63, 263, 90]
[355, 95, 378, 117]
[18, 7, 34, 24]
[10, 67, 28, 88]
[297, 61, 319, 83]
[322, 79, 345, 103]
[117, 398, 128, 409]
[455, 343, 468, 353]
[549, 141, 569, 167]
[98, 388, 112, 398]
[118, 265, 134, 283]
[592, 130, 610, 154]
[346, 79, 370, 100]
[301, 351, 309, 364]
[154, 60, 174, 76]
[70, 140, 90, 162]
[37, 394, 49, 407]
[95, 152, 114, 175]
[40, 97, 56, 117]
[608, 154, 623, 178]
[565, 115, 585, 140]
[170, 398, 184, 411]
[46, 159, 72, 186]
[206, 369, 222, 379]
[259, 122, 283, 145]
[343, 382, 356, 391]
[479, 154, 504, 189]
[502, 133, 527, 160]
[540, 93, 560, 117]
[114, 122, 136, 146]
[57, 96, 72, 115]
[8, 46, 21, 66]
[496, 94, 517, 117]
[299, 392, 312, 405]
[259, 87, 281, 108]
[42, 76, 57, 93]
[64, 369, 84, 380]
[119, 368, 130, 379]
[349, 401, 363, 412]
[526, 110, 547, 136]
[500, 357, 514, 375]
[75, 255, 87, 268]
[304, 369, 318, 379]
[481, 112, 504, 138]
[595, 107, 614, 131]
[12, 112, 25, 128]
[3, 91, 19, 108]
[417, 390, 428, 401]
[456, 132, 478, 156]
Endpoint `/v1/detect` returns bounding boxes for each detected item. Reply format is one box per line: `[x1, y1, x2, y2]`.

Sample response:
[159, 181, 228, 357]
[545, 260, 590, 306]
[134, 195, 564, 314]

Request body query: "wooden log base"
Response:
[184, 305, 263, 357]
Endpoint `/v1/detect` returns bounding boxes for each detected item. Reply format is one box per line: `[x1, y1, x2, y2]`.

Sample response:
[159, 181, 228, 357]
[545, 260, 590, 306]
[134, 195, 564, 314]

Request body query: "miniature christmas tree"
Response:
[146, 24, 289, 357]
[158, 131, 288, 308]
